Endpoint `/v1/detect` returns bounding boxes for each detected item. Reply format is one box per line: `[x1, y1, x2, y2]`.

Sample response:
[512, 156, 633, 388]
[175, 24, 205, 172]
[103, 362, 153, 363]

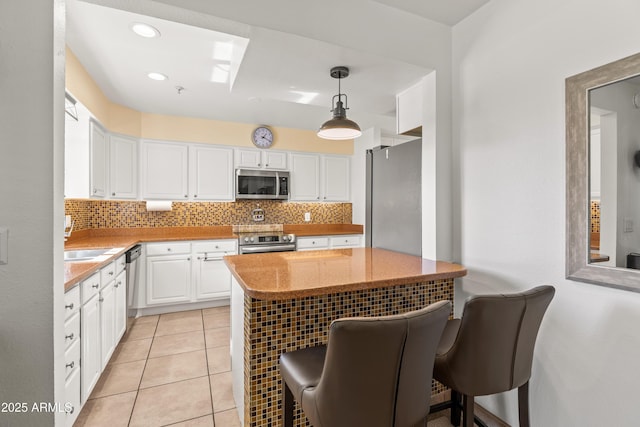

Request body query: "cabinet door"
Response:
[190, 145, 233, 200]
[290, 153, 320, 201]
[64, 102, 91, 198]
[109, 134, 138, 199]
[194, 253, 231, 300]
[114, 270, 127, 342]
[296, 237, 330, 251]
[236, 149, 261, 168]
[89, 120, 107, 198]
[100, 281, 116, 369]
[146, 255, 192, 305]
[322, 155, 350, 201]
[81, 294, 101, 403]
[263, 151, 287, 170]
[141, 141, 189, 200]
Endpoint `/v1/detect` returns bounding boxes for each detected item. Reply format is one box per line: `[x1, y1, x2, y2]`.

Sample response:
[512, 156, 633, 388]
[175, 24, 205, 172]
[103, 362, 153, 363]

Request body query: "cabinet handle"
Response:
[66, 361, 74, 369]
[65, 303, 74, 310]
[65, 333, 74, 341]
[184, 194, 188, 198]
[93, 188, 97, 194]
[194, 194, 198, 198]
[324, 196, 327, 199]
[258, 163, 261, 167]
[266, 163, 269, 167]
[99, 297, 104, 302]
[115, 281, 122, 288]
[316, 197, 320, 200]
[92, 284, 99, 289]
[112, 192, 116, 196]
[187, 257, 191, 261]
[109, 271, 114, 276]
[68, 406, 74, 415]
[167, 248, 172, 252]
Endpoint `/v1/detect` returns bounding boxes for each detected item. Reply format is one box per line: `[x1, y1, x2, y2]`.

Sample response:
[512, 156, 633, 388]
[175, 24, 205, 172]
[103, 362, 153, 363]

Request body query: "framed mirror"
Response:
[566, 52, 640, 292]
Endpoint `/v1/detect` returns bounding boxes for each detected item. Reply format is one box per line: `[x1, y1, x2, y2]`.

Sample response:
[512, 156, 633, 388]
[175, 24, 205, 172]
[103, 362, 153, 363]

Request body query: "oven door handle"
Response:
[240, 244, 297, 254]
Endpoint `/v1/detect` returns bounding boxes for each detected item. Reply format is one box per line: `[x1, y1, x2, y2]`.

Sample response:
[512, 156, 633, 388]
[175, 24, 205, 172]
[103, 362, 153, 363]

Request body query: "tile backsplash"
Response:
[65, 199, 352, 231]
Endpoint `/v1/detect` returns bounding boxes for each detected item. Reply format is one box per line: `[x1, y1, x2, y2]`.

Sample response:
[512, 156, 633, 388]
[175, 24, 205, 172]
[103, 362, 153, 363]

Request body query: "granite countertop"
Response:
[224, 247, 467, 300]
[64, 224, 364, 291]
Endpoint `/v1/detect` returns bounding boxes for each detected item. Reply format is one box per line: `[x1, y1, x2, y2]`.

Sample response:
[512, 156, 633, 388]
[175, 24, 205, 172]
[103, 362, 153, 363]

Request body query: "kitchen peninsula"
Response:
[224, 248, 466, 427]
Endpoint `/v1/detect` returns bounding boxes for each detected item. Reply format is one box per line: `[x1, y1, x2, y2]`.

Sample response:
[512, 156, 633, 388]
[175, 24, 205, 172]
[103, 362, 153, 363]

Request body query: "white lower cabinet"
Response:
[81, 291, 101, 403]
[63, 286, 81, 427]
[193, 241, 236, 300]
[145, 240, 237, 307]
[114, 269, 127, 341]
[146, 242, 193, 305]
[100, 281, 116, 369]
[297, 234, 363, 251]
[75, 256, 127, 412]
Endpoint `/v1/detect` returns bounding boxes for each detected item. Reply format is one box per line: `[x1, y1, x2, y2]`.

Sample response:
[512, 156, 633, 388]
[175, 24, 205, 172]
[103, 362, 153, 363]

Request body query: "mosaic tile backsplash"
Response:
[65, 199, 352, 230]
[591, 199, 600, 233]
[243, 279, 454, 427]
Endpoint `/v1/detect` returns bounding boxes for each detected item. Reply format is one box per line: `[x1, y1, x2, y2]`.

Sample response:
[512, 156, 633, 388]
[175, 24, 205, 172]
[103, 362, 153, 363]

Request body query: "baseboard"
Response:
[474, 403, 510, 427]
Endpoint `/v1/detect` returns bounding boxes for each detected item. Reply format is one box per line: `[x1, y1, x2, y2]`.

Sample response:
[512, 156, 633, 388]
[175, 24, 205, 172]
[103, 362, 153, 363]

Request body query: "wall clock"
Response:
[252, 126, 274, 149]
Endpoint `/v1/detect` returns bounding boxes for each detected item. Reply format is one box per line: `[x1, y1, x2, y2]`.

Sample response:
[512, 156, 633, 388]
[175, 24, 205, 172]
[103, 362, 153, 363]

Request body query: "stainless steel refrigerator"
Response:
[365, 139, 421, 256]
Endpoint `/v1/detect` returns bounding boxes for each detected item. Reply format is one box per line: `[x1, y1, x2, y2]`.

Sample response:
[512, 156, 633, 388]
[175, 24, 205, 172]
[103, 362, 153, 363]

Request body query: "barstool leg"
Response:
[518, 381, 530, 427]
[462, 394, 474, 427]
[450, 390, 461, 426]
[283, 382, 294, 427]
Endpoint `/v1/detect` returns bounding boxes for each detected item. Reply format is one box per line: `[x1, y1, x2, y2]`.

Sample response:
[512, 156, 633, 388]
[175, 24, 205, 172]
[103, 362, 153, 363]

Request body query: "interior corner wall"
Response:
[0, 1, 65, 426]
[452, 0, 640, 425]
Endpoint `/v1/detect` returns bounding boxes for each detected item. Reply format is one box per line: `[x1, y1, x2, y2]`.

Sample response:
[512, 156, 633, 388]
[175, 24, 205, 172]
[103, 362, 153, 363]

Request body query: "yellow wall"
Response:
[65, 47, 353, 154]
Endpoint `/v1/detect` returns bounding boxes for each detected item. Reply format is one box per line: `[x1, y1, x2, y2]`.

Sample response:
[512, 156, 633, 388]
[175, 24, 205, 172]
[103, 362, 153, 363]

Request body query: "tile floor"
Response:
[74, 306, 240, 427]
[73, 306, 479, 427]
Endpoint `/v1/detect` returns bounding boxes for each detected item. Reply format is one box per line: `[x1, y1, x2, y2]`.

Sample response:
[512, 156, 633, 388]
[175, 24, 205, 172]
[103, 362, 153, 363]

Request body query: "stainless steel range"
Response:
[238, 232, 296, 254]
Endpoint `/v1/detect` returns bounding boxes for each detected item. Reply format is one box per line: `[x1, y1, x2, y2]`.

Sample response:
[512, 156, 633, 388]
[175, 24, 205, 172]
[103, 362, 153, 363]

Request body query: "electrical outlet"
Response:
[304, 212, 311, 222]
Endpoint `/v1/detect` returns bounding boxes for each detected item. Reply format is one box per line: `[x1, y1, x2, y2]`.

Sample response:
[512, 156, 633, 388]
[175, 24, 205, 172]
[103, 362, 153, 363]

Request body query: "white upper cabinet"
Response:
[141, 141, 189, 200]
[235, 148, 287, 170]
[190, 145, 233, 200]
[396, 80, 423, 136]
[322, 155, 350, 201]
[290, 153, 350, 201]
[109, 134, 138, 199]
[64, 101, 108, 199]
[89, 120, 107, 198]
[290, 153, 320, 201]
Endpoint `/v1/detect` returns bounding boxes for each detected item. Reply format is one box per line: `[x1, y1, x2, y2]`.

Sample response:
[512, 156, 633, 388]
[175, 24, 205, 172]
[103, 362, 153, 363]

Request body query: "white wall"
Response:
[453, 0, 640, 425]
[0, 1, 66, 426]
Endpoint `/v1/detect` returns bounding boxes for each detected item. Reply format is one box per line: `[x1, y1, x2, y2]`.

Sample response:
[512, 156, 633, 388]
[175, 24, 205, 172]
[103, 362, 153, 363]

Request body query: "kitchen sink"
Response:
[64, 248, 112, 262]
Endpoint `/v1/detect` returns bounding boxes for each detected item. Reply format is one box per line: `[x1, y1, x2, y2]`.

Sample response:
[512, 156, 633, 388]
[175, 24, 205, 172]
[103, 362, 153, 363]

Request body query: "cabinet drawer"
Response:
[330, 235, 362, 248]
[296, 237, 329, 250]
[64, 338, 80, 379]
[64, 311, 80, 349]
[115, 254, 126, 274]
[100, 261, 116, 284]
[64, 286, 80, 319]
[193, 240, 237, 253]
[81, 272, 101, 303]
[64, 364, 81, 425]
[146, 242, 191, 256]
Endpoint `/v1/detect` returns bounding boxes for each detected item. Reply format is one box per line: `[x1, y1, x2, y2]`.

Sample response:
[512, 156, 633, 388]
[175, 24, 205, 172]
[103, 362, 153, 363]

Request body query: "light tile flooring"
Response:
[74, 307, 499, 427]
[74, 307, 240, 427]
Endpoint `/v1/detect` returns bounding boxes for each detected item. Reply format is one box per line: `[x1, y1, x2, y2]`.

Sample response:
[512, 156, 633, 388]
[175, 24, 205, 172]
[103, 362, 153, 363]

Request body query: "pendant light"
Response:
[317, 66, 362, 140]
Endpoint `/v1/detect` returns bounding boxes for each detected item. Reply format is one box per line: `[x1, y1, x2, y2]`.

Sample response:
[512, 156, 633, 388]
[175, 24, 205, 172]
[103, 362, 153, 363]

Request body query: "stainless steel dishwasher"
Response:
[125, 244, 142, 329]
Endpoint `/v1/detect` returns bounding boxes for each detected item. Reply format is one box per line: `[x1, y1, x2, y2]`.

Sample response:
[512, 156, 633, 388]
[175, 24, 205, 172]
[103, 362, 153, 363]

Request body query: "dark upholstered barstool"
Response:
[279, 300, 451, 427]
[430, 285, 555, 427]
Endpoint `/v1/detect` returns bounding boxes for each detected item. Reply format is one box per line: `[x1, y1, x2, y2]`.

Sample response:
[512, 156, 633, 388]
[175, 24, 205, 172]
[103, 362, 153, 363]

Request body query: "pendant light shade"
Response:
[318, 66, 362, 140]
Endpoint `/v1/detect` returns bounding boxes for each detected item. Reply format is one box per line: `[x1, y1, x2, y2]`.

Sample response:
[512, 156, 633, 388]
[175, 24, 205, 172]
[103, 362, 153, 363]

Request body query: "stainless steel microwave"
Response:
[235, 169, 290, 200]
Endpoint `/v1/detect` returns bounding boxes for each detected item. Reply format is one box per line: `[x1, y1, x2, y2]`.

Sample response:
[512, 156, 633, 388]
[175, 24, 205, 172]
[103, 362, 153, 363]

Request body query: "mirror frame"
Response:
[566, 52, 640, 292]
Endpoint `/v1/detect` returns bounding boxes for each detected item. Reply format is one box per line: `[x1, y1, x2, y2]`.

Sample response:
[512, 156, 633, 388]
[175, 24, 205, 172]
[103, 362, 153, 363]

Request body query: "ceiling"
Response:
[66, 0, 489, 134]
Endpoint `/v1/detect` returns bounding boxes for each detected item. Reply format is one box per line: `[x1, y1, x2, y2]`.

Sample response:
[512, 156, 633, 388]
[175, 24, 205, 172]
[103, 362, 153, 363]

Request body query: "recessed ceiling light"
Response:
[131, 22, 160, 38]
[147, 72, 168, 81]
